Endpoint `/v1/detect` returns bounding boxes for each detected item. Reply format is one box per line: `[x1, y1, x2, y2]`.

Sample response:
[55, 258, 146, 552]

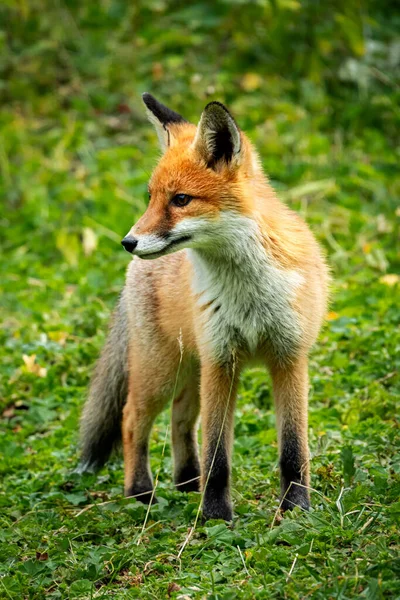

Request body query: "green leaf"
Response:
[341, 445, 356, 486]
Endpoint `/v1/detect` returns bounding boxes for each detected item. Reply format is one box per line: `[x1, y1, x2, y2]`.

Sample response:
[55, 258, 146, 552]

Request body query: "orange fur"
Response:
[82, 96, 329, 520]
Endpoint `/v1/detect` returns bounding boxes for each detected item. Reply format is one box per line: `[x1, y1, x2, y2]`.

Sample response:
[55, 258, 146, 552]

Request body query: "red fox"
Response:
[79, 93, 329, 520]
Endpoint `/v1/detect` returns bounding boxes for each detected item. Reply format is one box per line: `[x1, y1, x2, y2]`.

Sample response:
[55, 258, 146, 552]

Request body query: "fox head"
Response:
[122, 93, 263, 259]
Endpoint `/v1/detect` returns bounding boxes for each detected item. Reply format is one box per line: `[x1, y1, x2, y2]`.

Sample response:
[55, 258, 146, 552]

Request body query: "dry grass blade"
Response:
[286, 553, 299, 582]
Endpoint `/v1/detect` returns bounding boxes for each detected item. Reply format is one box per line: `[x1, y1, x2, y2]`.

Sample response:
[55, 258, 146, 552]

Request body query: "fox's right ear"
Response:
[142, 93, 187, 152]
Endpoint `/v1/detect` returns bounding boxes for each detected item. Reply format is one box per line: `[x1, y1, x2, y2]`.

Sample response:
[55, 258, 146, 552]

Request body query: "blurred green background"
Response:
[1, 0, 399, 286]
[1, 1, 399, 598]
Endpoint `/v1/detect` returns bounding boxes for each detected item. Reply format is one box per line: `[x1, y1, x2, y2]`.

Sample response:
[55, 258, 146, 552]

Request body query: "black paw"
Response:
[175, 462, 201, 493]
[125, 483, 158, 505]
[203, 495, 233, 521]
[280, 487, 310, 512]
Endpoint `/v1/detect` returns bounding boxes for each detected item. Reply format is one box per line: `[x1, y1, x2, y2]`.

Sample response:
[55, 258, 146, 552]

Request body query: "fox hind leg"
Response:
[122, 392, 168, 504]
[123, 339, 185, 504]
[172, 379, 201, 493]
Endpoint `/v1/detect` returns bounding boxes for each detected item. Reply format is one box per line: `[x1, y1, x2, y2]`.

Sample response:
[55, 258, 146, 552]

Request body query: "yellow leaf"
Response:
[362, 242, 372, 254]
[22, 354, 47, 378]
[56, 230, 80, 266]
[48, 331, 69, 345]
[82, 227, 98, 256]
[379, 274, 399, 286]
[241, 73, 263, 92]
[326, 311, 339, 321]
[22, 354, 36, 371]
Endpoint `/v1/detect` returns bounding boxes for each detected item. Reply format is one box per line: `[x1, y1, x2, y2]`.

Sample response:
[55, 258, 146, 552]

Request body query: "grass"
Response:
[1, 1, 400, 598]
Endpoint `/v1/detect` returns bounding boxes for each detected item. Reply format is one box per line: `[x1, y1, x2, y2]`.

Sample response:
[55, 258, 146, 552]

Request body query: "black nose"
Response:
[121, 236, 138, 253]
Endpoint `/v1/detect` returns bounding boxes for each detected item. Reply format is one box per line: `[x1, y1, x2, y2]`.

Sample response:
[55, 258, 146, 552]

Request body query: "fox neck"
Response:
[187, 212, 304, 360]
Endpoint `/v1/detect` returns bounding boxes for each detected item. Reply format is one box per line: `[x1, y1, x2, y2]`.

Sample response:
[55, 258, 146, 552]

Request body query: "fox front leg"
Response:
[172, 384, 201, 493]
[270, 356, 311, 511]
[200, 359, 239, 521]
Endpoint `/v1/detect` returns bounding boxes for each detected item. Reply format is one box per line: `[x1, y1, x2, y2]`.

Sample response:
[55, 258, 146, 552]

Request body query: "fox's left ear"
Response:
[142, 93, 187, 152]
[193, 102, 241, 169]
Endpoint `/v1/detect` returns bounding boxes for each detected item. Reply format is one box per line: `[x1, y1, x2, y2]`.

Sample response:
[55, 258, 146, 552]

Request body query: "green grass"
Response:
[1, 1, 400, 598]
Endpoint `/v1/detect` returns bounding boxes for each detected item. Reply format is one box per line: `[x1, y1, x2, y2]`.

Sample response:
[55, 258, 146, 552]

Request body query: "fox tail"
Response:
[78, 292, 129, 472]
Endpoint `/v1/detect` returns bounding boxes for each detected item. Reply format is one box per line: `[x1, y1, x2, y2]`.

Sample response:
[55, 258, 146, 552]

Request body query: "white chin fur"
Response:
[131, 217, 215, 259]
[133, 233, 169, 257]
[133, 232, 196, 259]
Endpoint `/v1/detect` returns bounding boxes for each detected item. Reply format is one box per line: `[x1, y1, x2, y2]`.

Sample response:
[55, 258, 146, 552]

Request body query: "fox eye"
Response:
[171, 193, 193, 208]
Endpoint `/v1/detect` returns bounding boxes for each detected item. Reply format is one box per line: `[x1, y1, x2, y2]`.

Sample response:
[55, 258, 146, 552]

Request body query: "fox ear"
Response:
[142, 93, 187, 152]
[193, 102, 241, 169]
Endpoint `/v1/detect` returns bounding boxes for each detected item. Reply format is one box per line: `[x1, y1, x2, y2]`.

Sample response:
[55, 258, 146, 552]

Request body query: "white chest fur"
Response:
[187, 214, 304, 361]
